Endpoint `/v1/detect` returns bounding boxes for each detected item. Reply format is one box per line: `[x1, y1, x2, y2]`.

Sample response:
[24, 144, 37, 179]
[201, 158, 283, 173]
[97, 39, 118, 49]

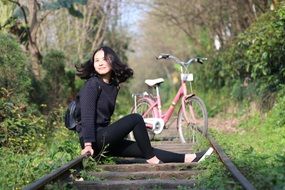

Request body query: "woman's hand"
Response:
[81, 143, 94, 156]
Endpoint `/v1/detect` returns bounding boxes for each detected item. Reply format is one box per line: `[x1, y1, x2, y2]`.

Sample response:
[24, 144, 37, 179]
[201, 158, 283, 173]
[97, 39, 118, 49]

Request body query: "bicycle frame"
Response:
[131, 54, 208, 140]
[140, 75, 194, 127]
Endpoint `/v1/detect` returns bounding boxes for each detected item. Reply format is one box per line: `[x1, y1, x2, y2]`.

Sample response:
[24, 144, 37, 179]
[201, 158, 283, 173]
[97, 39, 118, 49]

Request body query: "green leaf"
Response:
[41, 2, 61, 10]
[68, 5, 84, 18]
[12, 6, 29, 19]
[41, 0, 85, 18]
[72, 0, 88, 5]
[58, 0, 72, 8]
[261, 52, 268, 60]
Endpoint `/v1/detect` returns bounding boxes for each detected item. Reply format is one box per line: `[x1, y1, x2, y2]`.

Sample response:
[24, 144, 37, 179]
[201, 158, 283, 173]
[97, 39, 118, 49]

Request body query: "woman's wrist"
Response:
[84, 143, 92, 147]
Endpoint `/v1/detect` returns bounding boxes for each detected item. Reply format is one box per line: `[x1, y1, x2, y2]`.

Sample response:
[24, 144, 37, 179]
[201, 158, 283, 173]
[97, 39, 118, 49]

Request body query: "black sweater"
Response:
[78, 76, 119, 143]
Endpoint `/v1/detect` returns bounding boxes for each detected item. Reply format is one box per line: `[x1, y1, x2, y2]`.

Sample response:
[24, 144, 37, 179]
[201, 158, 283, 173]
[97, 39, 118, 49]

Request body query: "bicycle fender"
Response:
[185, 93, 195, 100]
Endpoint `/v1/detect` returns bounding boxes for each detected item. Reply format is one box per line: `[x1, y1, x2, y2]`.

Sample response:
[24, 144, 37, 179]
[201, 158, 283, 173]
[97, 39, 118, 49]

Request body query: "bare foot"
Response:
[146, 156, 161, 164]
[184, 154, 196, 163]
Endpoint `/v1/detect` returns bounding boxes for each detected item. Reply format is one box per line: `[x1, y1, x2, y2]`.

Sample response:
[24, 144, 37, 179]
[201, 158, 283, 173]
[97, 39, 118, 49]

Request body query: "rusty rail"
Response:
[23, 134, 256, 190]
[23, 154, 88, 190]
[206, 133, 256, 190]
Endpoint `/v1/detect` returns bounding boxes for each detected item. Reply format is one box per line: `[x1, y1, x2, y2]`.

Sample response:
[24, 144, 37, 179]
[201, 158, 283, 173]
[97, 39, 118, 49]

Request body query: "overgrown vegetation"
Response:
[0, 126, 80, 189]
[0, 33, 79, 188]
[197, 90, 285, 189]
[0, 11, 132, 187]
[0, 33, 31, 104]
[1, 1, 285, 190]
[191, 4, 285, 189]
[196, 3, 285, 111]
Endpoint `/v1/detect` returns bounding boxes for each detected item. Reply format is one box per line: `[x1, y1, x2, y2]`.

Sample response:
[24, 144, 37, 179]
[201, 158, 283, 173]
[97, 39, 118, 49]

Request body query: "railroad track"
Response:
[24, 127, 256, 190]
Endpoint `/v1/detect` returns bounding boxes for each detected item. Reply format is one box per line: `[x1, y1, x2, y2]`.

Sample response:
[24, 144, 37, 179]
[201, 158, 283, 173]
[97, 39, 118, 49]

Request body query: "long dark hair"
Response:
[76, 46, 133, 83]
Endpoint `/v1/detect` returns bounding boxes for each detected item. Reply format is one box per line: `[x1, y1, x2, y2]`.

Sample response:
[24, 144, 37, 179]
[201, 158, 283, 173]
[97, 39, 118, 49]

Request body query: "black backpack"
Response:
[64, 100, 79, 131]
[64, 83, 102, 131]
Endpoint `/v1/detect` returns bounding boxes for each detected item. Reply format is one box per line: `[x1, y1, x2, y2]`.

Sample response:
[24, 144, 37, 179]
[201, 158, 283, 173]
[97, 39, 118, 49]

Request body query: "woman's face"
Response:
[93, 50, 112, 76]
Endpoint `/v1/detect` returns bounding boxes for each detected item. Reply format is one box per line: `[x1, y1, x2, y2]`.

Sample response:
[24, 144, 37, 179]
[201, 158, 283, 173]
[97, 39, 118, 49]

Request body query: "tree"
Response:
[1, 0, 88, 79]
[141, 0, 275, 51]
[36, 0, 123, 65]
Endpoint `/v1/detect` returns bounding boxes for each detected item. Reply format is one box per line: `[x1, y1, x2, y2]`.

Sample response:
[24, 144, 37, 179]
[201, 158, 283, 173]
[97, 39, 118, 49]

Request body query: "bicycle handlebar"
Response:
[156, 53, 207, 66]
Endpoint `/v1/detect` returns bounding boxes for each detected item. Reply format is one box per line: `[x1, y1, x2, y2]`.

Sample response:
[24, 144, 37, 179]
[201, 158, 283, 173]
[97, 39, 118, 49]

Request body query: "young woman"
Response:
[75, 46, 213, 164]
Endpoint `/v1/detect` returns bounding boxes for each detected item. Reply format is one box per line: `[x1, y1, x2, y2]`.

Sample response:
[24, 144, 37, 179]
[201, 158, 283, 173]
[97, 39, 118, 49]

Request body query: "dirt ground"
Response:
[208, 116, 239, 133]
[208, 102, 260, 133]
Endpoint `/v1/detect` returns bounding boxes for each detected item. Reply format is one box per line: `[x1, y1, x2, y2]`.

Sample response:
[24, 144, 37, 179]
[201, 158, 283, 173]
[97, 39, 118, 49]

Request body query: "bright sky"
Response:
[119, 1, 146, 34]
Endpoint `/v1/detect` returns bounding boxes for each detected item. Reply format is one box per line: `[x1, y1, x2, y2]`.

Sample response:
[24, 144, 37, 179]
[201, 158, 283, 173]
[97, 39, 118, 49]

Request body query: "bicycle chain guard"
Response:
[143, 118, 164, 135]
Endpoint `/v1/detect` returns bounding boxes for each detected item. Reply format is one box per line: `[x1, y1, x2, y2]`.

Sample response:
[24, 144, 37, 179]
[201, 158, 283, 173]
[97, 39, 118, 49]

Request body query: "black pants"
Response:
[80, 113, 185, 163]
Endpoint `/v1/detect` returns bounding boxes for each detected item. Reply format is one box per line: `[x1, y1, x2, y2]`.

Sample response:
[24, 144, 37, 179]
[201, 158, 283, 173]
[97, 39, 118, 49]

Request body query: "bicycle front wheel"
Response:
[130, 98, 156, 140]
[177, 95, 208, 144]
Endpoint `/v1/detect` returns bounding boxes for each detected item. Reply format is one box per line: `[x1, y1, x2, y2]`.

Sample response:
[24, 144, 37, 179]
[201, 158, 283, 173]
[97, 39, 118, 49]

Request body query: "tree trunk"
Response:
[28, 0, 42, 79]
[16, 0, 42, 79]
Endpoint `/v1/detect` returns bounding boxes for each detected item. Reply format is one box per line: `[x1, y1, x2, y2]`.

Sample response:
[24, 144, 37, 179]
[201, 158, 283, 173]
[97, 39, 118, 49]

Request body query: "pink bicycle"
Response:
[130, 54, 208, 144]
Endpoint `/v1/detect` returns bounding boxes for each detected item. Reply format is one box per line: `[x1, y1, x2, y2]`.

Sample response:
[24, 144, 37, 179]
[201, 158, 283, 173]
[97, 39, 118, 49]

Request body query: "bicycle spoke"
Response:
[177, 96, 208, 144]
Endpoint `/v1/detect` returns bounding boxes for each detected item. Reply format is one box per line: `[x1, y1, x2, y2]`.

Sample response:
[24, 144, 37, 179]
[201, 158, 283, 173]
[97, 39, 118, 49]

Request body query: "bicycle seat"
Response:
[145, 78, 164, 87]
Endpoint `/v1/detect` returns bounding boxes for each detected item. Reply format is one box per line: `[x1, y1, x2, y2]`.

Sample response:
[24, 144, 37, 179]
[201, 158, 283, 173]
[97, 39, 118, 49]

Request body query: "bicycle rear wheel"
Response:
[129, 98, 156, 140]
[177, 96, 208, 144]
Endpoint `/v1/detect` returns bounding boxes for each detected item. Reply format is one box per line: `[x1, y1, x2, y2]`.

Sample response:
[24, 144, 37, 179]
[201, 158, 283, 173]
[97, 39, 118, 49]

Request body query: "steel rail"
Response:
[23, 133, 256, 190]
[205, 133, 256, 190]
[23, 154, 88, 190]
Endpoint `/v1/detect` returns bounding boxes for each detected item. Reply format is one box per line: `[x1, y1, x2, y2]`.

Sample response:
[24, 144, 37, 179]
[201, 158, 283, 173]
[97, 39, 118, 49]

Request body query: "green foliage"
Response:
[0, 32, 32, 103]
[42, 0, 88, 10]
[0, 101, 80, 188]
[212, 127, 285, 189]
[113, 83, 133, 120]
[204, 89, 285, 189]
[0, 1, 14, 31]
[196, 87, 232, 117]
[12, 5, 29, 19]
[0, 126, 80, 189]
[74, 76, 85, 92]
[195, 4, 285, 109]
[31, 59, 77, 109]
[196, 156, 241, 189]
[0, 33, 48, 152]
[0, 89, 67, 153]
[264, 87, 285, 128]
[65, 69, 77, 100]
[160, 79, 177, 107]
[11, 0, 88, 19]
[41, 50, 71, 110]
[232, 5, 285, 92]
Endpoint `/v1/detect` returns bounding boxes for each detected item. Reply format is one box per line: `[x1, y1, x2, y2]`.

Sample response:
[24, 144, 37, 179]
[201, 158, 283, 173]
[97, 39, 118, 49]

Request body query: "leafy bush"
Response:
[0, 33, 49, 152]
[206, 88, 285, 189]
[0, 87, 48, 152]
[0, 32, 32, 104]
[0, 127, 80, 189]
[30, 51, 77, 111]
[195, 4, 285, 109]
[41, 50, 71, 110]
[228, 5, 285, 107]
[264, 87, 285, 128]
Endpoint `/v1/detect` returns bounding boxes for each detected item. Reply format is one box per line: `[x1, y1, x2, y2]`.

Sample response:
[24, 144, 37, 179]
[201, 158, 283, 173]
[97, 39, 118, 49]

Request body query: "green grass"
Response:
[195, 95, 285, 189]
[1, 90, 285, 189]
[0, 127, 81, 189]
